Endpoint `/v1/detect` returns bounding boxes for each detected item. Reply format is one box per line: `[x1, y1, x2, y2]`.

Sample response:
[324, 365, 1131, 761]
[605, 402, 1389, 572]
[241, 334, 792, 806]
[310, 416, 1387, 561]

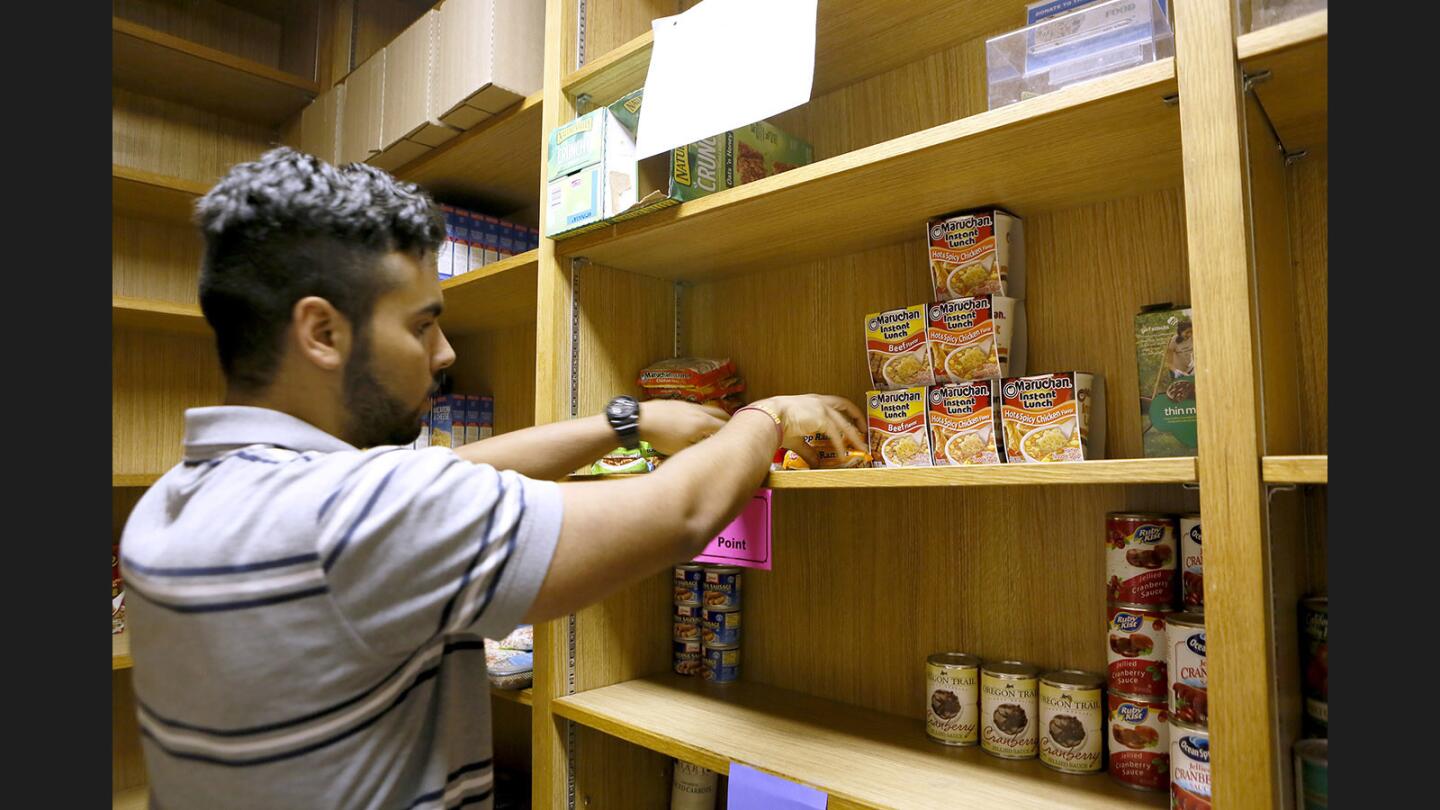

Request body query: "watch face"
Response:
[608, 397, 637, 420]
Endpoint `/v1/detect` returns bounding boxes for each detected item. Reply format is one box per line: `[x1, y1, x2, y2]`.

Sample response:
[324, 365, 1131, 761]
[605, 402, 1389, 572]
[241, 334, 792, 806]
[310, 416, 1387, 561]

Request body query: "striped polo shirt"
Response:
[119, 406, 563, 810]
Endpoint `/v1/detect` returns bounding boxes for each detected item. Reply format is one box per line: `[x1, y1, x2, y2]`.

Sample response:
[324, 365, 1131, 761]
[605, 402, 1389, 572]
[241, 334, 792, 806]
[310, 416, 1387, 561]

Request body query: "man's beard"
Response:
[342, 335, 433, 448]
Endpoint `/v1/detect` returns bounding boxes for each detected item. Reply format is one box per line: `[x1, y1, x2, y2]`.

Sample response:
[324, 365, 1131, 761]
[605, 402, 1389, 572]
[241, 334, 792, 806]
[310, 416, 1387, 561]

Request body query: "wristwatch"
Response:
[605, 395, 641, 450]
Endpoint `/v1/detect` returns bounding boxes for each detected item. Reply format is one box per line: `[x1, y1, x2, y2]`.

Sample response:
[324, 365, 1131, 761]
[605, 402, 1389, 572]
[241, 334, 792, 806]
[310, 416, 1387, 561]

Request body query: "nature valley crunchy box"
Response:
[865, 305, 935, 390]
[927, 207, 1025, 301]
[1001, 372, 1106, 463]
[929, 381, 1003, 465]
[927, 295, 1027, 384]
[867, 387, 932, 468]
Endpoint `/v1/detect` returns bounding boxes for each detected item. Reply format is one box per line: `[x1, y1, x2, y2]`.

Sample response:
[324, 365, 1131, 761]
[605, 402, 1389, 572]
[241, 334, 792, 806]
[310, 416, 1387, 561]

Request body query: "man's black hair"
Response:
[194, 147, 445, 392]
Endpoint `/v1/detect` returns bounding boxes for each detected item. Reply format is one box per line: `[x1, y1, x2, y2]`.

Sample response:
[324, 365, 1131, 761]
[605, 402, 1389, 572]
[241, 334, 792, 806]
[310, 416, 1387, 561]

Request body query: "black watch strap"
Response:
[606, 396, 641, 450]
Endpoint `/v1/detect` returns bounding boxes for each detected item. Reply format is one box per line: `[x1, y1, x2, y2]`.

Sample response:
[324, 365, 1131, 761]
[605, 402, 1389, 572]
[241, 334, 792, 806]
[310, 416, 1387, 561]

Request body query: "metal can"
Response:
[671, 760, 718, 810]
[1179, 514, 1203, 611]
[1294, 738, 1327, 809]
[1107, 692, 1170, 791]
[673, 639, 703, 676]
[674, 565, 703, 606]
[702, 643, 740, 683]
[1300, 596, 1327, 738]
[1038, 670, 1104, 774]
[1170, 721, 1211, 809]
[926, 652, 981, 746]
[1107, 604, 1170, 699]
[702, 566, 742, 609]
[1166, 612, 1207, 727]
[1106, 512, 1178, 608]
[980, 660, 1039, 759]
[673, 603, 702, 642]
[701, 607, 741, 646]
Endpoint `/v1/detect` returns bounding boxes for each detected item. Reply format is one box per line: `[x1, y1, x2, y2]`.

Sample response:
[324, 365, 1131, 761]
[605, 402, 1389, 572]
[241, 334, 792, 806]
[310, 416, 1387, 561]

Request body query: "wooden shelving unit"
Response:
[113, 633, 133, 671]
[492, 687, 534, 708]
[1237, 10, 1327, 151]
[396, 93, 545, 216]
[1263, 455, 1328, 485]
[112, 786, 147, 810]
[112, 296, 209, 334]
[112, 165, 209, 223]
[767, 457, 1195, 489]
[555, 60, 1180, 280]
[114, 473, 161, 488]
[438, 251, 540, 335]
[557, 675, 1163, 810]
[112, 17, 319, 127]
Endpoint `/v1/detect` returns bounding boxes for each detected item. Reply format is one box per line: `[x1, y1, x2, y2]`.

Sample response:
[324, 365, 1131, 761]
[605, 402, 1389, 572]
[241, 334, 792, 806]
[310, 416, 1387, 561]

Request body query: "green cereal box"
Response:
[1134, 304, 1197, 458]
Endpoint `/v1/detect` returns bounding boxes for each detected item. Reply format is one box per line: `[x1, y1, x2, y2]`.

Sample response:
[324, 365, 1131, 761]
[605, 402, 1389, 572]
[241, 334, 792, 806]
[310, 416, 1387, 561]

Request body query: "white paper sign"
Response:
[633, 0, 817, 160]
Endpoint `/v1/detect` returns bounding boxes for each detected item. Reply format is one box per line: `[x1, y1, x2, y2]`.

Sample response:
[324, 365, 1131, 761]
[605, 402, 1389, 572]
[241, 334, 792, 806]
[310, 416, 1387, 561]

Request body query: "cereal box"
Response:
[479, 395, 494, 439]
[926, 208, 1026, 301]
[928, 381, 1004, 465]
[415, 410, 431, 449]
[1000, 372, 1106, 463]
[926, 295, 1027, 384]
[867, 387, 933, 467]
[865, 305, 935, 391]
[464, 394, 481, 446]
[1134, 304, 1197, 458]
[430, 395, 453, 449]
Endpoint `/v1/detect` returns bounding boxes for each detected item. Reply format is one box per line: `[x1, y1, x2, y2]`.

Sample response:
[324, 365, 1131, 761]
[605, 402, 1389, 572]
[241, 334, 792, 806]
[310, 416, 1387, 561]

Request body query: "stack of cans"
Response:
[672, 564, 741, 683]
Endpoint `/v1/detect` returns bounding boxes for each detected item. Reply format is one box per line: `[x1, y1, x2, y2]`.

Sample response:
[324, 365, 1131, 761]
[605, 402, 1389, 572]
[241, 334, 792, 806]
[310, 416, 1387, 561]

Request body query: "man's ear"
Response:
[291, 296, 352, 372]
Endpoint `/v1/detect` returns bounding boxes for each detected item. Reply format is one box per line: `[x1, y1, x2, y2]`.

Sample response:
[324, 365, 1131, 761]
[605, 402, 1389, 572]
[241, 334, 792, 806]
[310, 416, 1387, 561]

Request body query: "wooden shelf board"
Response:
[395, 92, 545, 214]
[113, 786, 147, 810]
[1237, 10, 1327, 151]
[1261, 454, 1326, 485]
[113, 633, 133, 671]
[555, 675, 1164, 810]
[768, 457, 1196, 489]
[440, 251, 539, 334]
[563, 2, 1029, 109]
[555, 60, 1181, 280]
[113, 17, 318, 126]
[113, 296, 210, 335]
[491, 687, 534, 707]
[113, 164, 210, 223]
[114, 473, 162, 488]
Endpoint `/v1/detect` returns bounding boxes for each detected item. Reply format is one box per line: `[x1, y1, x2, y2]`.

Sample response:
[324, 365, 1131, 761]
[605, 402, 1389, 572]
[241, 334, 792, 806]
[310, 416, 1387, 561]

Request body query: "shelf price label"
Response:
[727, 763, 827, 809]
[693, 489, 772, 570]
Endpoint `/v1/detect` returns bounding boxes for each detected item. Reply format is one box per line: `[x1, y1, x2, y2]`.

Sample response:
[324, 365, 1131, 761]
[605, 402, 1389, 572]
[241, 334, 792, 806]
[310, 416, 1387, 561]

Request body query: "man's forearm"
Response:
[453, 415, 616, 480]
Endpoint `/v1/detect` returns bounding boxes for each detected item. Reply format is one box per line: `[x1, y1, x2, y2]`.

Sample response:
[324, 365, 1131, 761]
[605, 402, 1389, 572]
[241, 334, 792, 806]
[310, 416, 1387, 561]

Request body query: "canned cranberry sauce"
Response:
[1038, 670, 1105, 774]
[1171, 722, 1211, 809]
[1166, 612, 1207, 727]
[926, 653, 981, 746]
[1107, 605, 1169, 700]
[1108, 692, 1170, 791]
[1106, 513, 1178, 608]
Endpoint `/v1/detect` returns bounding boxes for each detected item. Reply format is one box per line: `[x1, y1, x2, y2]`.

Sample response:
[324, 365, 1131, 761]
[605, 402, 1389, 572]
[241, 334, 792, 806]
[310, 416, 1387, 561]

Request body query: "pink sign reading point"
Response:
[692, 489, 772, 570]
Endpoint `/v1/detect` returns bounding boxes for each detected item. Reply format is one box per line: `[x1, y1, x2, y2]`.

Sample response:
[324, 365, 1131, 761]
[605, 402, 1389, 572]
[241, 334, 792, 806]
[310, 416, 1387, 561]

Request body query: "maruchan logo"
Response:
[1187, 633, 1206, 656]
[1010, 376, 1073, 393]
[930, 224, 946, 240]
[1003, 382, 1020, 398]
[1135, 525, 1165, 544]
[869, 395, 882, 409]
[1113, 612, 1143, 632]
[1179, 736, 1210, 762]
[937, 297, 990, 314]
[868, 318, 880, 331]
[1117, 703, 1149, 723]
[930, 389, 945, 404]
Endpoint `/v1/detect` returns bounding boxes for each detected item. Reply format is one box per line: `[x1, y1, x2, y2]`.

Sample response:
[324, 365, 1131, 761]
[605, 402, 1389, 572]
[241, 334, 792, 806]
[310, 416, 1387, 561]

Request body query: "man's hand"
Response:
[639, 400, 730, 456]
[751, 394, 867, 467]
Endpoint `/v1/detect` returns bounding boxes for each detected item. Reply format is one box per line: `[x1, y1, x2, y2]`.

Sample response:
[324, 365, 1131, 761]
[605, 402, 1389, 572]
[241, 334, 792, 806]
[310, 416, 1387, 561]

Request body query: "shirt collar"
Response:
[183, 406, 357, 461]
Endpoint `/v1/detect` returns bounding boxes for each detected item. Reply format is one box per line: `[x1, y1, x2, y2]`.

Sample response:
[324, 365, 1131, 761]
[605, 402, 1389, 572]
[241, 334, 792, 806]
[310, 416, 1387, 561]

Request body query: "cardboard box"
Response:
[926, 295, 1027, 384]
[1000, 372, 1106, 463]
[430, 394, 453, 449]
[300, 83, 344, 165]
[373, 10, 462, 171]
[926, 207, 1025, 301]
[545, 108, 639, 235]
[1134, 304, 1197, 458]
[464, 395, 481, 445]
[436, 0, 545, 130]
[547, 89, 813, 239]
[340, 49, 386, 166]
[866, 388, 933, 468]
[928, 381, 1004, 465]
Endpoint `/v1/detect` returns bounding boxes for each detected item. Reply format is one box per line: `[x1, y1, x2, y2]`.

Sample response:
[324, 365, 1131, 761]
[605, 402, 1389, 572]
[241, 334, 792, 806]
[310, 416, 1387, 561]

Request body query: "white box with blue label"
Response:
[545, 108, 639, 237]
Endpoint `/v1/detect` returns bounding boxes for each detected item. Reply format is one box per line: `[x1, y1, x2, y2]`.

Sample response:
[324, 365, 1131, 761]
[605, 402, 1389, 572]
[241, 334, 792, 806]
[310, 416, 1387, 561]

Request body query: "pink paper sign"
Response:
[692, 489, 772, 570]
